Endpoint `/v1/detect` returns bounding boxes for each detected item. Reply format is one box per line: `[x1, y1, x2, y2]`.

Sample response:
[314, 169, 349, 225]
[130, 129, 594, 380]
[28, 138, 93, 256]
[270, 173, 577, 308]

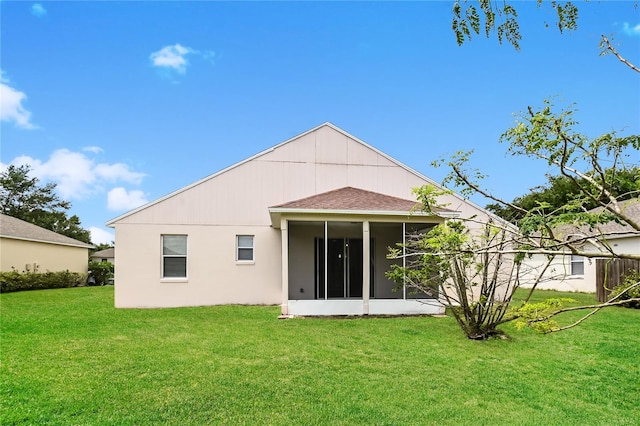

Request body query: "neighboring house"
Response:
[520, 198, 640, 293]
[106, 123, 495, 315]
[90, 247, 115, 264]
[0, 214, 94, 274]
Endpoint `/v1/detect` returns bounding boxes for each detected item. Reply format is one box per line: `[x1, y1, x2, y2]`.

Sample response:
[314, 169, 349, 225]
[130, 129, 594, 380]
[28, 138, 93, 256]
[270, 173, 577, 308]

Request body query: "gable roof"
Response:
[106, 122, 494, 227]
[580, 198, 640, 238]
[0, 214, 94, 248]
[552, 198, 640, 242]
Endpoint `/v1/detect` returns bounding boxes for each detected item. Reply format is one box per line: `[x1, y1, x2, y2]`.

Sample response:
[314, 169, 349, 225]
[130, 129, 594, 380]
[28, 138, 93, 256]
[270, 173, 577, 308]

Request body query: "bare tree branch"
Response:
[601, 35, 640, 73]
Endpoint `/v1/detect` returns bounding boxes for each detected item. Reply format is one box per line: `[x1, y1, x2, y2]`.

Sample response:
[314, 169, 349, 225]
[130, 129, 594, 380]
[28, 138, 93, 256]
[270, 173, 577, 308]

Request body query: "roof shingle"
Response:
[270, 187, 450, 213]
[0, 214, 94, 248]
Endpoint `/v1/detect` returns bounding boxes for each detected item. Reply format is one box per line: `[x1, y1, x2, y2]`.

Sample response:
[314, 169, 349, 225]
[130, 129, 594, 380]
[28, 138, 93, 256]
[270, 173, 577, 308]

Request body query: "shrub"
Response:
[87, 261, 114, 286]
[609, 270, 640, 309]
[0, 270, 85, 293]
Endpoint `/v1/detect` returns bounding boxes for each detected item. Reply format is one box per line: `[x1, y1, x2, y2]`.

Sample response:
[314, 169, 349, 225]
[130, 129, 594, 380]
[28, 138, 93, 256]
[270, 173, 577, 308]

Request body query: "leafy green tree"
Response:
[88, 261, 114, 286]
[92, 243, 113, 253]
[430, 0, 640, 337]
[452, 0, 579, 51]
[388, 191, 516, 340]
[487, 167, 640, 223]
[451, 1, 638, 73]
[389, 102, 639, 338]
[0, 165, 92, 244]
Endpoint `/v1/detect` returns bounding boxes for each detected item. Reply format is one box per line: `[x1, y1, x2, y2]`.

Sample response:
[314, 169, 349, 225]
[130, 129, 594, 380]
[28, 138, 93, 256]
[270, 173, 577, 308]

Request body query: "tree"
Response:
[451, 1, 638, 73]
[407, 0, 640, 338]
[486, 167, 640, 223]
[92, 243, 113, 253]
[387, 196, 518, 340]
[452, 0, 579, 51]
[88, 261, 114, 286]
[388, 101, 640, 339]
[0, 165, 92, 244]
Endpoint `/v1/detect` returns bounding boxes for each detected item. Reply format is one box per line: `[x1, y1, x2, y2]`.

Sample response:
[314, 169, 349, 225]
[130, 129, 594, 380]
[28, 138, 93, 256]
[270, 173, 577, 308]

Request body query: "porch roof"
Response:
[268, 187, 458, 227]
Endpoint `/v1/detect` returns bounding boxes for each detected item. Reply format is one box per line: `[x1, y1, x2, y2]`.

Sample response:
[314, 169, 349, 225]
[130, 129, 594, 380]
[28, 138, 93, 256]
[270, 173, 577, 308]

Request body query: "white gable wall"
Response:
[111, 124, 493, 308]
[520, 235, 640, 293]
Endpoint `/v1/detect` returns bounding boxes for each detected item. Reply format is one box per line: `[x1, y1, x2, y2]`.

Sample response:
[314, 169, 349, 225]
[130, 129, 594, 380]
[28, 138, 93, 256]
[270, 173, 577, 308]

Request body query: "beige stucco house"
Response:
[0, 214, 93, 274]
[107, 123, 495, 315]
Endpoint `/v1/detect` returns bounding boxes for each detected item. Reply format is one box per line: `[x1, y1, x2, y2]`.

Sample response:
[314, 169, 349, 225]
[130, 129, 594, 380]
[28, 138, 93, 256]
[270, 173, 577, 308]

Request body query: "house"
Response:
[90, 247, 115, 264]
[519, 198, 640, 293]
[106, 123, 495, 316]
[0, 214, 94, 274]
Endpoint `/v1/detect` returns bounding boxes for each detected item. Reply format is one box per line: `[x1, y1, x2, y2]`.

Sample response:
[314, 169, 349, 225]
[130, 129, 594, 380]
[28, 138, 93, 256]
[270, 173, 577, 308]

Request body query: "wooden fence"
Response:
[595, 258, 640, 302]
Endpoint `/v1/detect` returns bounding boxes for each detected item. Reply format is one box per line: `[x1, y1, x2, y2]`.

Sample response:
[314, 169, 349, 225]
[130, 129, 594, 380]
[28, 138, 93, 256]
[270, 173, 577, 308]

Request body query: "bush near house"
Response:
[0, 270, 85, 293]
[609, 270, 640, 309]
[87, 261, 114, 286]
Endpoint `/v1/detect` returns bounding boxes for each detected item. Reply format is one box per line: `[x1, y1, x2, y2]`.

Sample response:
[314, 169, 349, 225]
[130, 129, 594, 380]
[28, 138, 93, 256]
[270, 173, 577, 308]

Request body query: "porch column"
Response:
[280, 218, 289, 315]
[363, 220, 370, 315]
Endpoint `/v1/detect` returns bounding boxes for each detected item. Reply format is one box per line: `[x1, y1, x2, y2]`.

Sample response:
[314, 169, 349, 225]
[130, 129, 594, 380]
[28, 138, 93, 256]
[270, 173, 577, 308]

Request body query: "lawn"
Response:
[2, 287, 639, 425]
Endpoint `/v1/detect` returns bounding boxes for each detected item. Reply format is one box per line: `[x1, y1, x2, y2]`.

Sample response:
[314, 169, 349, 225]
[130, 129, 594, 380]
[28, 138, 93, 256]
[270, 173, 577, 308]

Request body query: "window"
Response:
[162, 235, 187, 278]
[237, 235, 254, 262]
[570, 255, 584, 276]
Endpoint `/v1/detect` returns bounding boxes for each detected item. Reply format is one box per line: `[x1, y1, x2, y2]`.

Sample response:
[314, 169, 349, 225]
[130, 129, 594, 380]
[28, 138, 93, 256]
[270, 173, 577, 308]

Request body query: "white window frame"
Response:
[570, 254, 584, 276]
[236, 235, 255, 263]
[162, 235, 188, 279]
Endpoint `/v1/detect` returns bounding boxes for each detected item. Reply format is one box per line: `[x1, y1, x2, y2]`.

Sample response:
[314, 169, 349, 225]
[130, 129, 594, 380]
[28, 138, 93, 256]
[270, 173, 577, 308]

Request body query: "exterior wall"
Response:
[114, 126, 490, 227]
[606, 237, 639, 258]
[90, 255, 114, 264]
[114, 223, 282, 308]
[0, 238, 89, 274]
[520, 236, 639, 293]
[520, 252, 595, 293]
[111, 124, 494, 309]
[287, 299, 444, 316]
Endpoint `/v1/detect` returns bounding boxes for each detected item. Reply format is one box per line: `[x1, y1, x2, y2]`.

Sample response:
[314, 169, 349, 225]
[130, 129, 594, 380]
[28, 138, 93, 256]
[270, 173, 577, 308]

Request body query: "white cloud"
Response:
[622, 22, 640, 37]
[8, 149, 146, 199]
[149, 44, 215, 78]
[83, 146, 103, 154]
[89, 227, 115, 245]
[31, 3, 47, 18]
[107, 187, 148, 211]
[0, 73, 35, 129]
[150, 44, 194, 74]
[95, 163, 145, 184]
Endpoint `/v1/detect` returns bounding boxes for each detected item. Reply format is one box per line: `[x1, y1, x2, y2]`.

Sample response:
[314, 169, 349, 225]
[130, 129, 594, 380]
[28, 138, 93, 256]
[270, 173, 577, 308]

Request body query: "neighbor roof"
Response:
[587, 198, 640, 238]
[0, 214, 94, 248]
[91, 247, 115, 258]
[555, 198, 640, 241]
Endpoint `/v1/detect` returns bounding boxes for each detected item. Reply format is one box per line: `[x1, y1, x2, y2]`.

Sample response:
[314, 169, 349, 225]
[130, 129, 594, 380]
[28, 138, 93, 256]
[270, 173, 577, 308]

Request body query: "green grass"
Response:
[2, 287, 639, 425]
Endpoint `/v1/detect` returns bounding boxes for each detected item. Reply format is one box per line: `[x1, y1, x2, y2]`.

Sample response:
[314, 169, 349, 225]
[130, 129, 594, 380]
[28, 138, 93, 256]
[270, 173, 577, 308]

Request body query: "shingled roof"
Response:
[0, 214, 94, 248]
[591, 198, 640, 236]
[270, 187, 453, 213]
[91, 247, 115, 258]
[553, 198, 640, 241]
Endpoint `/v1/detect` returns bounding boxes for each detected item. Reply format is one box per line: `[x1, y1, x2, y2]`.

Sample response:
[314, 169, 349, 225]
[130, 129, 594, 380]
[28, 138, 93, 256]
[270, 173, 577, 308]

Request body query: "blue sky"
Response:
[1, 1, 639, 244]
